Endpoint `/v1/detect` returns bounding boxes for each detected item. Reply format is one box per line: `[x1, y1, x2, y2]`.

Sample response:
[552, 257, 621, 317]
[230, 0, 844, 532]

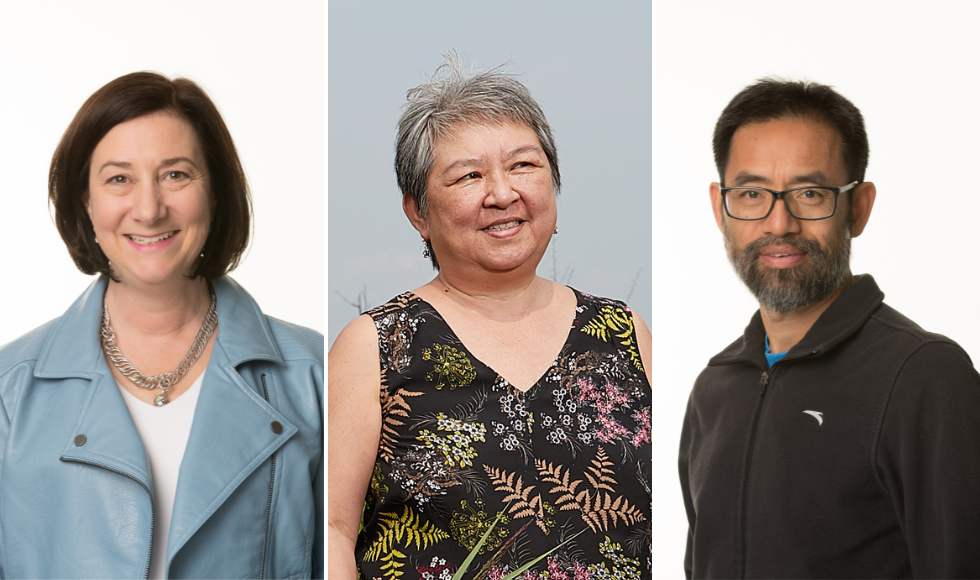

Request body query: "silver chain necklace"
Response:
[101, 286, 218, 407]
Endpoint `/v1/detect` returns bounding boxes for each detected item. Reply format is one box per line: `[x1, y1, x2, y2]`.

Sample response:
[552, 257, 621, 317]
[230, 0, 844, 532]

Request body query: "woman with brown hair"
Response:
[0, 72, 322, 579]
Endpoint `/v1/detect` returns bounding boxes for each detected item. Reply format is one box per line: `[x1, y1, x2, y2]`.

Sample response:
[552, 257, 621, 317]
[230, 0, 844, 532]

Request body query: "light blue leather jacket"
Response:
[0, 276, 323, 579]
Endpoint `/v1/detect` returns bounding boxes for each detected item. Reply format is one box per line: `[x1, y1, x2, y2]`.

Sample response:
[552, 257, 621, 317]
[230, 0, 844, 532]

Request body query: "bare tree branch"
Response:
[625, 267, 642, 303]
[335, 286, 369, 315]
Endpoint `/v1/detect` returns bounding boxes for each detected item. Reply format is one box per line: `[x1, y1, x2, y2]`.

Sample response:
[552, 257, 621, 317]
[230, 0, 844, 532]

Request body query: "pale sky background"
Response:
[656, 2, 980, 577]
[327, 2, 652, 346]
[0, 1, 322, 347]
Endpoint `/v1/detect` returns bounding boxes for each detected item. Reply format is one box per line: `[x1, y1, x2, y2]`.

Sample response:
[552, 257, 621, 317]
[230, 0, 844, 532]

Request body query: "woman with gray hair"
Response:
[329, 57, 652, 578]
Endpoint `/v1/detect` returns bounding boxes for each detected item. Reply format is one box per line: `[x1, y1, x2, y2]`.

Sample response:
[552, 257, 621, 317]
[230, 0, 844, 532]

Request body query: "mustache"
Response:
[742, 235, 824, 259]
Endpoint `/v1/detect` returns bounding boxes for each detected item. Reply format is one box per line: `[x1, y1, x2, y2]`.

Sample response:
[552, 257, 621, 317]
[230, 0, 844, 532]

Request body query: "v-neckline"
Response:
[406, 288, 583, 394]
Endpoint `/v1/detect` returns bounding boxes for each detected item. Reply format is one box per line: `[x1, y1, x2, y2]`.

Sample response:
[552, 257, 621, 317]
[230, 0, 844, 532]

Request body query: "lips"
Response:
[482, 219, 524, 232]
[753, 240, 813, 269]
[760, 245, 804, 259]
[126, 231, 176, 245]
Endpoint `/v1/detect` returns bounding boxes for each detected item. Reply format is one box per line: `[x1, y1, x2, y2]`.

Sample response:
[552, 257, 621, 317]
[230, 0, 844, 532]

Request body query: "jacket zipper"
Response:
[259, 373, 276, 580]
[740, 369, 771, 579]
[60, 457, 154, 580]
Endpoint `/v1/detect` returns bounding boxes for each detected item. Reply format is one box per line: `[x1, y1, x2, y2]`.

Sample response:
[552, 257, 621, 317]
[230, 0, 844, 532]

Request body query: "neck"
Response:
[105, 276, 212, 338]
[761, 272, 854, 354]
[428, 269, 554, 323]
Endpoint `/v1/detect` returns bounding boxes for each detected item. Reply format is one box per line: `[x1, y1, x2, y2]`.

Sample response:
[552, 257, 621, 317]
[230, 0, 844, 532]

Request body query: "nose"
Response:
[483, 168, 519, 208]
[761, 195, 801, 237]
[131, 179, 166, 224]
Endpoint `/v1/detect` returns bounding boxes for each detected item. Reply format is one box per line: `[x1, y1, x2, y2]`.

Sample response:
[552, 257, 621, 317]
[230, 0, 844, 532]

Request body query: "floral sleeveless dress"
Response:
[357, 289, 651, 579]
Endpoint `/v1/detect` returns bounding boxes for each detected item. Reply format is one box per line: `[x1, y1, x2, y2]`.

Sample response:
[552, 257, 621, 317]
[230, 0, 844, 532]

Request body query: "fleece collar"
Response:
[708, 274, 885, 370]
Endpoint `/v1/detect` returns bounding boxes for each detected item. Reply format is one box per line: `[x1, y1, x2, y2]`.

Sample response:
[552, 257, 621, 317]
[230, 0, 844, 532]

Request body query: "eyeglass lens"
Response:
[725, 188, 836, 219]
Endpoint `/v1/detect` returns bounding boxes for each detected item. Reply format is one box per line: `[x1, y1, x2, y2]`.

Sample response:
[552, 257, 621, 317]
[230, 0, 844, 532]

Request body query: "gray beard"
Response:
[724, 227, 852, 314]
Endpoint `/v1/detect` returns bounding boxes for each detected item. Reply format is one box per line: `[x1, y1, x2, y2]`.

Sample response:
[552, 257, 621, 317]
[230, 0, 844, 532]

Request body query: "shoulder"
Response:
[356, 292, 433, 362]
[0, 318, 62, 410]
[572, 288, 643, 328]
[330, 314, 378, 361]
[265, 316, 324, 364]
[573, 288, 628, 311]
[363, 291, 426, 327]
[0, 317, 60, 379]
[572, 288, 649, 341]
[860, 304, 979, 418]
[867, 302, 971, 363]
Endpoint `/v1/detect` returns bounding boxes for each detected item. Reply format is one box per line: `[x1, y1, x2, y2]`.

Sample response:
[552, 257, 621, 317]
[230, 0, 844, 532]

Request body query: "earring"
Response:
[422, 238, 430, 259]
[553, 226, 558, 235]
[94, 227, 99, 244]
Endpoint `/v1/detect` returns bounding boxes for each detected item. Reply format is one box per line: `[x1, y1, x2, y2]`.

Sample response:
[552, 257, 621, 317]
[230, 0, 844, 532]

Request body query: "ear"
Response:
[710, 182, 725, 233]
[82, 190, 93, 219]
[849, 181, 876, 237]
[402, 193, 430, 240]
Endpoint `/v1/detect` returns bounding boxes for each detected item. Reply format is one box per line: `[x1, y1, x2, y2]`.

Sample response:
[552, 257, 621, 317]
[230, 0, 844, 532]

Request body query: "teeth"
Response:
[487, 221, 520, 231]
[773, 254, 789, 257]
[128, 231, 175, 245]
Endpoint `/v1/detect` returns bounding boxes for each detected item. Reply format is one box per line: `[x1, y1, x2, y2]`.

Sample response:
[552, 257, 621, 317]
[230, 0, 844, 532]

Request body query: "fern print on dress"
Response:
[358, 290, 652, 578]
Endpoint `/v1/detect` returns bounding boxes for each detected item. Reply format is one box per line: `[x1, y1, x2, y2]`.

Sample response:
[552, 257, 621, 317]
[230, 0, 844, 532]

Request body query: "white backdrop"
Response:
[655, 2, 980, 577]
[0, 1, 323, 347]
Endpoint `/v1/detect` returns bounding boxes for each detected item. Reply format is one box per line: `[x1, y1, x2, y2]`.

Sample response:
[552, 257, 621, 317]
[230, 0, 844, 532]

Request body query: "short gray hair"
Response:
[395, 54, 561, 263]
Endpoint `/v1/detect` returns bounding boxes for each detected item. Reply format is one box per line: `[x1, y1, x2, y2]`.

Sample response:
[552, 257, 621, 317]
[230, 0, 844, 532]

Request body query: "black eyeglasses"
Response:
[721, 181, 858, 221]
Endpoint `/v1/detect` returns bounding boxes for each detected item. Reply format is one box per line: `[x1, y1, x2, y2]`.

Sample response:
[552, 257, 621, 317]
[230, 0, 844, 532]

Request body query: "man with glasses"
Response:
[679, 79, 980, 579]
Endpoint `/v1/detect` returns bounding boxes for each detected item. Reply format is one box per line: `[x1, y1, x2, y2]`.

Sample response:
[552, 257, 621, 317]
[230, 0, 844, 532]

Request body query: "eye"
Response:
[108, 175, 129, 184]
[513, 160, 543, 173]
[455, 171, 481, 183]
[164, 170, 189, 180]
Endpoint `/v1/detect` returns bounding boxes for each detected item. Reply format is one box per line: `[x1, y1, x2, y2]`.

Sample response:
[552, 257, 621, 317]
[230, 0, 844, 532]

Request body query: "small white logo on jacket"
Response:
[803, 410, 824, 425]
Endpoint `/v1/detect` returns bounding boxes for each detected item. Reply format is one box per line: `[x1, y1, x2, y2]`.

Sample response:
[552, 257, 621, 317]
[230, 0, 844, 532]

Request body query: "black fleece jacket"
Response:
[680, 274, 980, 579]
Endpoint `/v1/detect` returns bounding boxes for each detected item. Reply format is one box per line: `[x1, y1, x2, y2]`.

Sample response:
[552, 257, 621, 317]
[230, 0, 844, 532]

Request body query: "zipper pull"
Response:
[760, 371, 769, 394]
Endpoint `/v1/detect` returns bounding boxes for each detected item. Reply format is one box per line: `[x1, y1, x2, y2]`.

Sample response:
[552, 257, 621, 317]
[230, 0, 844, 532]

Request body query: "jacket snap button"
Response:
[270, 421, 283, 434]
[74, 434, 87, 446]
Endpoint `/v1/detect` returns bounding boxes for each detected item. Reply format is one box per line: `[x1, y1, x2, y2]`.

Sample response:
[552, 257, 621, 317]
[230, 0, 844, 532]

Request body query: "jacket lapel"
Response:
[39, 277, 152, 488]
[58, 362, 152, 490]
[164, 277, 298, 561]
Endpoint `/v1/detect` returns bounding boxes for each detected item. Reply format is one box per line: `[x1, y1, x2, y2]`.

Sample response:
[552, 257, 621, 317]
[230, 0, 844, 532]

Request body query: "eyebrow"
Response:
[98, 161, 132, 173]
[161, 157, 201, 170]
[729, 170, 831, 187]
[791, 171, 828, 185]
[730, 172, 768, 186]
[503, 144, 544, 160]
[97, 157, 201, 174]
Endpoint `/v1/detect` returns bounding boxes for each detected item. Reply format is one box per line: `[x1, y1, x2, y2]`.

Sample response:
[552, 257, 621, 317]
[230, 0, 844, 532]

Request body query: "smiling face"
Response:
[405, 120, 557, 278]
[85, 111, 213, 288]
[710, 117, 861, 313]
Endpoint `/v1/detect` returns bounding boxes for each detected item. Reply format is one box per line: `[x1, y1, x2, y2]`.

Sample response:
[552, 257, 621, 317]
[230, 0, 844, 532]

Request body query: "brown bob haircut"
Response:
[49, 71, 252, 280]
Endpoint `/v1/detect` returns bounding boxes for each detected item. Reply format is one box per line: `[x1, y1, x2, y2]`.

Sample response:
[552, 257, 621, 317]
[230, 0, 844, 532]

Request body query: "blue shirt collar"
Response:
[764, 334, 788, 368]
